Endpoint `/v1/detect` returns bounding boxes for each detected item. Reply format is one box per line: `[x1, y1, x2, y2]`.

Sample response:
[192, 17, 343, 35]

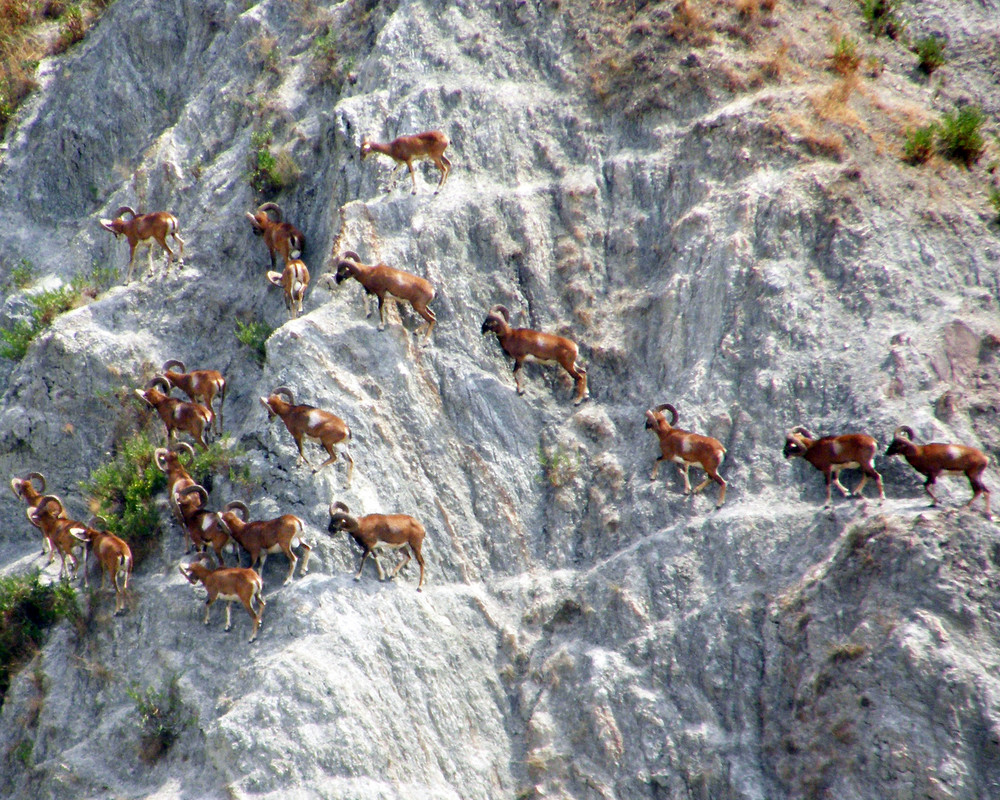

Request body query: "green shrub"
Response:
[0, 320, 36, 361]
[127, 677, 191, 762]
[8, 258, 35, 289]
[83, 432, 166, 565]
[235, 318, 272, 365]
[860, 0, 905, 40]
[832, 34, 860, 75]
[938, 106, 985, 167]
[53, 5, 86, 53]
[0, 572, 78, 704]
[0, 269, 109, 361]
[903, 125, 935, 164]
[914, 35, 945, 75]
[247, 126, 297, 195]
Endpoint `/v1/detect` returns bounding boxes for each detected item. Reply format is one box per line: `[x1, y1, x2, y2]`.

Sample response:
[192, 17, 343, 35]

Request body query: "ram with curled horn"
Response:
[480, 304, 589, 404]
[218, 500, 311, 586]
[26, 495, 88, 582]
[136, 376, 213, 450]
[259, 385, 353, 483]
[327, 501, 426, 590]
[322, 250, 436, 342]
[782, 425, 884, 507]
[173, 485, 234, 567]
[161, 360, 227, 434]
[645, 402, 727, 507]
[10, 472, 58, 556]
[99, 205, 185, 284]
[245, 202, 305, 270]
[154, 442, 198, 534]
[885, 425, 991, 519]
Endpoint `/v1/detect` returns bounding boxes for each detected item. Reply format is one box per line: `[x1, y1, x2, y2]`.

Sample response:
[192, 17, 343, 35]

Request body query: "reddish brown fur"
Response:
[481, 307, 588, 404]
[645, 404, 727, 507]
[179, 560, 265, 643]
[176, 486, 233, 567]
[161, 361, 227, 433]
[73, 525, 132, 615]
[331, 253, 436, 340]
[360, 131, 451, 194]
[245, 202, 305, 270]
[100, 207, 184, 283]
[10, 472, 56, 557]
[27, 496, 87, 581]
[259, 388, 353, 482]
[218, 503, 311, 586]
[267, 259, 310, 319]
[783, 427, 884, 506]
[328, 503, 426, 590]
[885, 427, 991, 518]
[136, 378, 212, 450]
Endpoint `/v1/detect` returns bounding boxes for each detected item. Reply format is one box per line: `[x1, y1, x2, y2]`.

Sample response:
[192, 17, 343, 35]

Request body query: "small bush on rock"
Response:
[938, 106, 984, 167]
[0, 572, 78, 705]
[860, 0, 905, 40]
[235, 318, 273, 365]
[914, 35, 945, 75]
[903, 125, 935, 164]
[127, 677, 192, 763]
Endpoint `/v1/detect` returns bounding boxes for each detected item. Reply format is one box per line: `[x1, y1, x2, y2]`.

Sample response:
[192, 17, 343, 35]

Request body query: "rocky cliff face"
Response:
[1, 0, 999, 798]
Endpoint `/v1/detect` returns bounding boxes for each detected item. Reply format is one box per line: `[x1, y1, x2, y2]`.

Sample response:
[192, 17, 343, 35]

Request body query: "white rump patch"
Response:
[307, 410, 325, 427]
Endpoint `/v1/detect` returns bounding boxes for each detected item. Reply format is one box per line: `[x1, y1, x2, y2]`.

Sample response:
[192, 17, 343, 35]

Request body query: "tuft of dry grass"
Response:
[668, 0, 715, 46]
[0, 1, 109, 134]
[757, 39, 791, 82]
[830, 34, 861, 76]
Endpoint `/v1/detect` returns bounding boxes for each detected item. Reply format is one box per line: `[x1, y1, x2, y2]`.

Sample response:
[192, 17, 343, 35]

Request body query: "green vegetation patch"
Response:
[127, 677, 192, 762]
[247, 126, 299, 197]
[235, 318, 273, 365]
[914, 35, 946, 75]
[0, 266, 115, 361]
[0, 572, 78, 706]
[860, 0, 906, 40]
[937, 106, 985, 167]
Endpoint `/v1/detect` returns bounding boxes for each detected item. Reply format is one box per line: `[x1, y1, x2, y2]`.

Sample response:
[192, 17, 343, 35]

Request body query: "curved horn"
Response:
[26, 472, 45, 492]
[35, 494, 65, 515]
[173, 441, 196, 465]
[653, 403, 679, 426]
[145, 375, 172, 394]
[789, 425, 815, 439]
[893, 425, 916, 441]
[271, 386, 295, 404]
[488, 304, 510, 322]
[113, 206, 136, 219]
[339, 251, 362, 264]
[178, 485, 209, 508]
[329, 501, 350, 515]
[257, 202, 283, 222]
[154, 448, 170, 471]
[224, 501, 250, 520]
[87, 515, 109, 530]
[162, 359, 186, 374]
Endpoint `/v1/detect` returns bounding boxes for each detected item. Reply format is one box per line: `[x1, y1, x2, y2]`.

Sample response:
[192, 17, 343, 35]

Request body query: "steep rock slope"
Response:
[0, 0, 999, 798]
